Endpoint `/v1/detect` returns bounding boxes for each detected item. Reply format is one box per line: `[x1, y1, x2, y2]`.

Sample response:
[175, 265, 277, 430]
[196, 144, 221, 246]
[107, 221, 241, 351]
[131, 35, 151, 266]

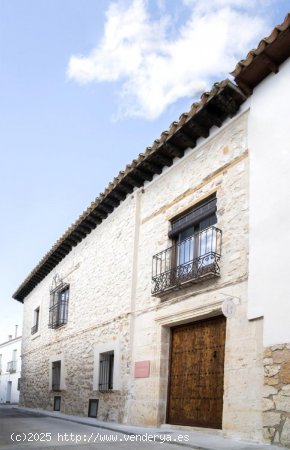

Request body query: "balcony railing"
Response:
[7, 361, 17, 373]
[152, 226, 222, 296]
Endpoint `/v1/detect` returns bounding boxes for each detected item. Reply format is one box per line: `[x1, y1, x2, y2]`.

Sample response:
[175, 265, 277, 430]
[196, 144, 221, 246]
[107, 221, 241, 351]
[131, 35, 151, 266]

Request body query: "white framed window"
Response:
[99, 351, 114, 391]
[93, 341, 120, 391]
[49, 355, 66, 391]
[31, 307, 40, 335]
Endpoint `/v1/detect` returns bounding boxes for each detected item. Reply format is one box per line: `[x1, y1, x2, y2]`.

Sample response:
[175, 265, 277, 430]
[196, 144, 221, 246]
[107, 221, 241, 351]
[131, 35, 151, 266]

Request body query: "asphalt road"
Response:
[0, 406, 195, 450]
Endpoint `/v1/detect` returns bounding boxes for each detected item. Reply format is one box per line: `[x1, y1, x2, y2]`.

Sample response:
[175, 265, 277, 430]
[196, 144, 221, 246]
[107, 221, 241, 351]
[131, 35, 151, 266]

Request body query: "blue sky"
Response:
[0, 0, 289, 342]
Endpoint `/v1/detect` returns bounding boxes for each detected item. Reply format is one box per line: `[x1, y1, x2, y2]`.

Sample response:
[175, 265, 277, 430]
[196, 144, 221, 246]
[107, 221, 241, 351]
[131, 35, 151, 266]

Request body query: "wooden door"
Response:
[167, 316, 226, 429]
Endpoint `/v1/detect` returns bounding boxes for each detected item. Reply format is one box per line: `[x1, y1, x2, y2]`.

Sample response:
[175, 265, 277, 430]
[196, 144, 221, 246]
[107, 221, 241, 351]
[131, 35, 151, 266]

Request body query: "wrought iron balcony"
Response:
[152, 226, 222, 296]
[7, 361, 17, 373]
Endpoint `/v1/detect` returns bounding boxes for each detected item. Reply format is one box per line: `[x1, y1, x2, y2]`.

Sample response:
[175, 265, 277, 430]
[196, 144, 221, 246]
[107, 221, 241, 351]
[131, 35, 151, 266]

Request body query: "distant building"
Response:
[12, 13, 290, 448]
[0, 330, 21, 404]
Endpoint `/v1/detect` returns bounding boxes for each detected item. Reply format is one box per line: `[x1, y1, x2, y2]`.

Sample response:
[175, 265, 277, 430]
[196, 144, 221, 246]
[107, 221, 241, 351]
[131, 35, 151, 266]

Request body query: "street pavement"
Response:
[0, 405, 286, 450]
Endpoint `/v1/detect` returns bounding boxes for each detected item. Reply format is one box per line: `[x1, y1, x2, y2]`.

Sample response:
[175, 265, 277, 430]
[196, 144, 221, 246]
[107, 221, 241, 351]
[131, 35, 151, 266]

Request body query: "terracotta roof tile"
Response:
[231, 13, 290, 93]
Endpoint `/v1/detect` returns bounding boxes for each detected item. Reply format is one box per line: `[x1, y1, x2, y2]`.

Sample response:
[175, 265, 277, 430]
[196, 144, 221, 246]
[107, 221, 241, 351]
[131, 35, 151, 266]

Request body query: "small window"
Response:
[99, 351, 114, 391]
[88, 399, 99, 418]
[31, 307, 40, 335]
[52, 361, 61, 391]
[49, 286, 69, 329]
[0, 354, 2, 373]
[17, 378, 21, 391]
[54, 396, 61, 411]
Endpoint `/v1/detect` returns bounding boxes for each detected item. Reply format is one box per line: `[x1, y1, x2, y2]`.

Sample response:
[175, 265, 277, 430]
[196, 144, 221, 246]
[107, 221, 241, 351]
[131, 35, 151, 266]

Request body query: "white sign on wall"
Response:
[220, 293, 241, 318]
[222, 298, 237, 318]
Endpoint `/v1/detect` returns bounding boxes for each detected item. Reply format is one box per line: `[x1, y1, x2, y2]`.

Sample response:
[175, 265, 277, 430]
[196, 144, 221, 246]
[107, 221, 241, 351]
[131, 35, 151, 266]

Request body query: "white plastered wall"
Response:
[248, 58, 290, 346]
[0, 337, 22, 403]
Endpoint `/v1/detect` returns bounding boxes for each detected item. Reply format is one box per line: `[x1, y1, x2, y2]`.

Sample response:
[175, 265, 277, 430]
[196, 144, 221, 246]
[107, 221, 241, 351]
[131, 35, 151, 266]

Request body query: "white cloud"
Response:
[67, 0, 271, 120]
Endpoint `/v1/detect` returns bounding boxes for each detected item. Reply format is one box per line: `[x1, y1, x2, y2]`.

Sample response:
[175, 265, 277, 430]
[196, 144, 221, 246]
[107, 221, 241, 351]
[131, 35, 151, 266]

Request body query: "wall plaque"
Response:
[134, 360, 150, 378]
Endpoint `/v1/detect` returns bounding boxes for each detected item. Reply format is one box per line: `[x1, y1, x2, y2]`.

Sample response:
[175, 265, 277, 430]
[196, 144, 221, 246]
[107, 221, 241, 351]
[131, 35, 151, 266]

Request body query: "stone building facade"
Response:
[13, 14, 290, 447]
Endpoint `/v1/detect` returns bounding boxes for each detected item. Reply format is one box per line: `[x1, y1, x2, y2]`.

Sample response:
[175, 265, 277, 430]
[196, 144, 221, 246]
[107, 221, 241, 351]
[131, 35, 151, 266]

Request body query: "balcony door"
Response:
[177, 215, 217, 268]
[151, 195, 222, 295]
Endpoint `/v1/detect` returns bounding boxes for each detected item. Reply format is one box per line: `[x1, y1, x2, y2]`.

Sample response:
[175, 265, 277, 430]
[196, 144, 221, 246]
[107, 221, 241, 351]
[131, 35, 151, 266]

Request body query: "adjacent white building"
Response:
[0, 332, 21, 404]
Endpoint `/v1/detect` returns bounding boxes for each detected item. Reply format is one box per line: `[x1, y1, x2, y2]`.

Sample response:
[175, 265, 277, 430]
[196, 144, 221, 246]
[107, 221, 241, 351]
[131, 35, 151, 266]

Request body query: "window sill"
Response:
[31, 332, 40, 340]
[97, 390, 119, 394]
[51, 386, 66, 392]
[48, 323, 67, 330]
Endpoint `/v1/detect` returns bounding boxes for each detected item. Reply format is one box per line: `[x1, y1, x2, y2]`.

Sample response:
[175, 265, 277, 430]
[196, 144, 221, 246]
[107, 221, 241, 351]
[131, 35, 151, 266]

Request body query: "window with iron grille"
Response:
[48, 286, 69, 329]
[52, 361, 61, 391]
[99, 351, 114, 391]
[31, 307, 40, 335]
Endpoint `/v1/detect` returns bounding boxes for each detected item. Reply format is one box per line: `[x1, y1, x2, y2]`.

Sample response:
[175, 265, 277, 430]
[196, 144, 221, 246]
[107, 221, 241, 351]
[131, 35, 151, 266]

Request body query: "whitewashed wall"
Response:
[248, 58, 290, 347]
[0, 336, 21, 404]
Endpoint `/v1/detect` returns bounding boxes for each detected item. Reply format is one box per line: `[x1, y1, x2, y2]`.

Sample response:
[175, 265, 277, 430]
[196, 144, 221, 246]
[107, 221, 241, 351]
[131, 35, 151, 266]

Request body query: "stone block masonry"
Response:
[263, 344, 290, 447]
[19, 111, 264, 442]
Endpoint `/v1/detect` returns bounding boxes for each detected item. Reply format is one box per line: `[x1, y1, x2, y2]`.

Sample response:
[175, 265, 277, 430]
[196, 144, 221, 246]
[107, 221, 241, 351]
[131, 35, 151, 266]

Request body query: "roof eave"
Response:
[12, 80, 246, 303]
[231, 13, 290, 94]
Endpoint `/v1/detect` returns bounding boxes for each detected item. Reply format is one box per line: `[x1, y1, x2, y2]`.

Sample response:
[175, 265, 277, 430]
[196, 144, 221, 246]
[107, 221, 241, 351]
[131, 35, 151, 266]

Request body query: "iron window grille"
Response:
[31, 307, 40, 335]
[52, 360, 61, 391]
[152, 225, 222, 295]
[7, 361, 17, 373]
[99, 351, 114, 392]
[48, 286, 69, 329]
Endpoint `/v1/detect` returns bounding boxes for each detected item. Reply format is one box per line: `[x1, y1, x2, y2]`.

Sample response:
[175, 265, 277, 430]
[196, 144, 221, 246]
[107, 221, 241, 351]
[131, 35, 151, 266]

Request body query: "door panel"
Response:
[167, 316, 226, 428]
